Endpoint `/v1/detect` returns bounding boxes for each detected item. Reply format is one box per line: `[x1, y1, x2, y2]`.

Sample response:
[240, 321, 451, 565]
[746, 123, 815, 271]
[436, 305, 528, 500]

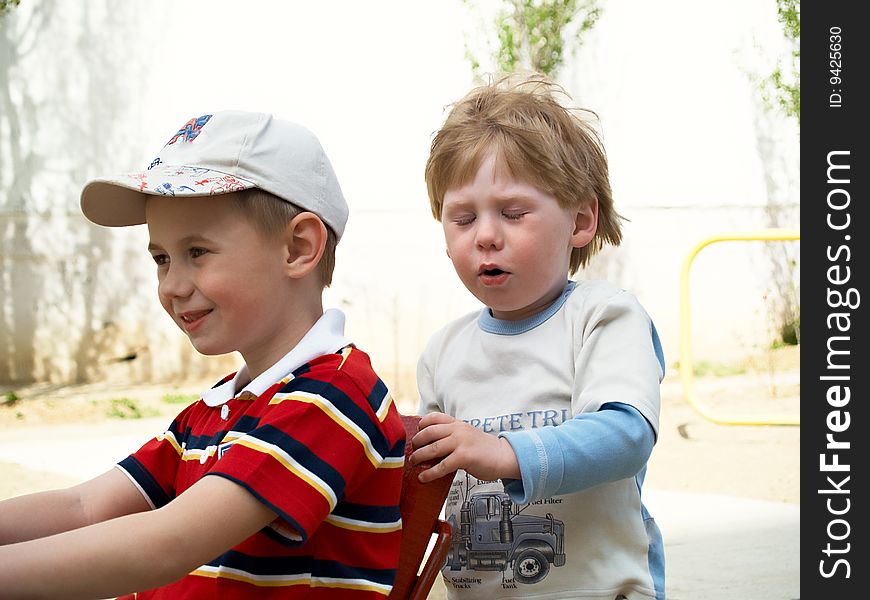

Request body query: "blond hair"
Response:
[425, 72, 622, 272]
[231, 187, 337, 288]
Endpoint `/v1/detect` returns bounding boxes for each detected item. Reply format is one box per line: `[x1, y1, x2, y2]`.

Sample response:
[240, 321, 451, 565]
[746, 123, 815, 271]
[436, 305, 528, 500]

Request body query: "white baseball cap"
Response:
[80, 110, 348, 239]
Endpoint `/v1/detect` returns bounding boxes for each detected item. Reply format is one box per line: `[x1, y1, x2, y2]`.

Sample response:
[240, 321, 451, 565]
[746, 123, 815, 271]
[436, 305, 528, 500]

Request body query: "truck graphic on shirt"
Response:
[446, 491, 566, 584]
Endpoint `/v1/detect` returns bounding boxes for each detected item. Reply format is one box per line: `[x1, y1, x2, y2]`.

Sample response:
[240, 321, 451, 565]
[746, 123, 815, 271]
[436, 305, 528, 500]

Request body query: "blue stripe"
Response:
[211, 373, 234, 389]
[278, 377, 392, 459]
[201, 548, 396, 586]
[387, 438, 405, 460]
[650, 321, 666, 376]
[206, 548, 312, 574]
[478, 280, 576, 335]
[165, 418, 186, 440]
[251, 424, 347, 496]
[332, 501, 401, 524]
[366, 378, 389, 414]
[178, 415, 262, 451]
[118, 455, 172, 508]
[291, 362, 312, 377]
[643, 507, 666, 599]
[233, 414, 263, 433]
[637, 470, 666, 600]
[261, 523, 305, 547]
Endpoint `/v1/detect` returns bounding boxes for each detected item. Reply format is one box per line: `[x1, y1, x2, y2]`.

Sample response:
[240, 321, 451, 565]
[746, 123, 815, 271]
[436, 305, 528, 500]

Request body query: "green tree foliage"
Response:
[465, 0, 601, 78]
[462, 0, 621, 282]
[764, 0, 799, 123]
[0, 0, 21, 20]
[770, 0, 799, 344]
[754, 0, 800, 346]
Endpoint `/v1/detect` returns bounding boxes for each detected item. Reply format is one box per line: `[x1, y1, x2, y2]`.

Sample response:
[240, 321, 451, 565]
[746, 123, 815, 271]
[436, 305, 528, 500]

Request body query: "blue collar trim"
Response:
[478, 280, 577, 335]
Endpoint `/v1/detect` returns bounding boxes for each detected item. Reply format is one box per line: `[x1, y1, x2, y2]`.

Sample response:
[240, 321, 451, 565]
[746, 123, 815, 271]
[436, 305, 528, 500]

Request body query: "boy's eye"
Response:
[189, 247, 208, 259]
[151, 254, 169, 266]
[503, 210, 526, 220]
[452, 214, 475, 226]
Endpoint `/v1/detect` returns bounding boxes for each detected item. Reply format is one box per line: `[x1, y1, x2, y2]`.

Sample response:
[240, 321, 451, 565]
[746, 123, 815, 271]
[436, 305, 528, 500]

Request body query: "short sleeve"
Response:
[207, 362, 405, 544]
[571, 290, 662, 435]
[116, 408, 196, 509]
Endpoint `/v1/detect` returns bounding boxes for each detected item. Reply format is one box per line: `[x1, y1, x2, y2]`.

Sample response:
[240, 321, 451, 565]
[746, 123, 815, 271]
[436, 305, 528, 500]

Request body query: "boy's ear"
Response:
[570, 197, 598, 249]
[284, 212, 327, 279]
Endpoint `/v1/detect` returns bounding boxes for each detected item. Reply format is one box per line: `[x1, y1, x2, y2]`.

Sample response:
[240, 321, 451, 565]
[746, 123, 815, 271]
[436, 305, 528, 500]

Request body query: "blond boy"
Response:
[410, 75, 666, 600]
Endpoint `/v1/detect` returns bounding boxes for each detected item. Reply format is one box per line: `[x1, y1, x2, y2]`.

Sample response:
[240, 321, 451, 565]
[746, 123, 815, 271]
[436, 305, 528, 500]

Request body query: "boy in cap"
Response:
[0, 111, 406, 599]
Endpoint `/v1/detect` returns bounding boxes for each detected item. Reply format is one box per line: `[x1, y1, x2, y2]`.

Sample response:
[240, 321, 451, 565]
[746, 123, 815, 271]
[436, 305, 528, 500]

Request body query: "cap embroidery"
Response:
[193, 175, 249, 194]
[166, 114, 212, 146]
[128, 172, 148, 191]
[155, 182, 196, 196]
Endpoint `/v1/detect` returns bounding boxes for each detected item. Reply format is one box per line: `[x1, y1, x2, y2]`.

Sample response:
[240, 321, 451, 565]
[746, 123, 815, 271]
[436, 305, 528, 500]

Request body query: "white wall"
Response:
[1, 0, 799, 392]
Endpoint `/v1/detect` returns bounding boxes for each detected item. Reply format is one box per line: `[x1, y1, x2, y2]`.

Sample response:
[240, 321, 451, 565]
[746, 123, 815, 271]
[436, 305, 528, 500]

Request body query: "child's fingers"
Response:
[416, 456, 458, 483]
[417, 411, 455, 429]
[411, 420, 518, 481]
[409, 424, 456, 464]
[409, 419, 456, 451]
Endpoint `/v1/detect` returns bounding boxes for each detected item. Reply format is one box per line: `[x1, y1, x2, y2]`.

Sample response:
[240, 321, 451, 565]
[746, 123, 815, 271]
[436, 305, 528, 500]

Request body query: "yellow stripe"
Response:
[375, 391, 394, 422]
[311, 579, 391, 595]
[234, 438, 336, 509]
[270, 393, 383, 469]
[190, 567, 391, 595]
[190, 568, 310, 587]
[337, 346, 353, 370]
[325, 514, 403, 533]
[380, 456, 405, 469]
[179, 433, 243, 462]
[181, 447, 215, 462]
[155, 432, 183, 455]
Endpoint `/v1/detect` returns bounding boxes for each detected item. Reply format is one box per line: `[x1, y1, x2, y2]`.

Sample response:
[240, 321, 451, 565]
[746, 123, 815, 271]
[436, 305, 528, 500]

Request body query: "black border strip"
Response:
[802, 2, 866, 595]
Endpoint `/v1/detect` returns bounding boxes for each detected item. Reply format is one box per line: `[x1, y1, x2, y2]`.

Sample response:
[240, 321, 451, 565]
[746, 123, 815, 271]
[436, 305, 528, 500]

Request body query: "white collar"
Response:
[201, 308, 350, 407]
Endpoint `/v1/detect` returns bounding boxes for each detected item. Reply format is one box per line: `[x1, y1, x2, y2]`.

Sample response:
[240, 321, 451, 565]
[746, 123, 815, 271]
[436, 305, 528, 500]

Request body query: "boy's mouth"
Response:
[478, 265, 510, 285]
[479, 265, 508, 276]
[178, 309, 212, 331]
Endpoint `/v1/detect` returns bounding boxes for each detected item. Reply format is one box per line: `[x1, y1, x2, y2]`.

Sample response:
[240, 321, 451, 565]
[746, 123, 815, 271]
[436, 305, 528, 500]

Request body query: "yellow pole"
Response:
[679, 229, 800, 426]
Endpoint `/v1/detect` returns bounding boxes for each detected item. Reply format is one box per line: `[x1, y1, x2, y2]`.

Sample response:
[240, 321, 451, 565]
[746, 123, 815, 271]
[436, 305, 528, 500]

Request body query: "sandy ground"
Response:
[0, 347, 799, 598]
[0, 348, 800, 503]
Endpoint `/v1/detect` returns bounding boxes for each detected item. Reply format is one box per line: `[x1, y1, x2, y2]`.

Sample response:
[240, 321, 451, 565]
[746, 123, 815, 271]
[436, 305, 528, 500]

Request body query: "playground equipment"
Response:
[679, 229, 800, 426]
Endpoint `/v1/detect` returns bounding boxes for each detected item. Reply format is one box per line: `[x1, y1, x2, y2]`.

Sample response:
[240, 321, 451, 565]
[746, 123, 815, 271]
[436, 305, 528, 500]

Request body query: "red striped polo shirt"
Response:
[116, 342, 405, 599]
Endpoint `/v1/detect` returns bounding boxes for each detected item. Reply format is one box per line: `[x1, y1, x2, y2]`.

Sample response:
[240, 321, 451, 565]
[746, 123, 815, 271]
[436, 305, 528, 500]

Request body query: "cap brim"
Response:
[80, 165, 257, 227]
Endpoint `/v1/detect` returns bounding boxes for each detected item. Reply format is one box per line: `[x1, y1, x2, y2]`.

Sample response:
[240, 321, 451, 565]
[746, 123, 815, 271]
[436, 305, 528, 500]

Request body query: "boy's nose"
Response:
[474, 215, 503, 250]
[158, 264, 194, 300]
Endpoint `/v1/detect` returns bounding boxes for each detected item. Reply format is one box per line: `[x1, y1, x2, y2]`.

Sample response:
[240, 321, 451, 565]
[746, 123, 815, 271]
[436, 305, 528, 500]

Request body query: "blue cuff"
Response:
[500, 403, 655, 503]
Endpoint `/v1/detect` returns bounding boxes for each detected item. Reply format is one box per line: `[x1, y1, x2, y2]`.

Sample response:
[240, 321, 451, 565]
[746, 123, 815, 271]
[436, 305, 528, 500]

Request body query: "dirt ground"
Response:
[0, 346, 800, 504]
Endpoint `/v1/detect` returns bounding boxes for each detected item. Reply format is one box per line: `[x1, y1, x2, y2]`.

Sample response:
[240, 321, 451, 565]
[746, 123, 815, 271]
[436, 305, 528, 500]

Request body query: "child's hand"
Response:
[409, 412, 520, 483]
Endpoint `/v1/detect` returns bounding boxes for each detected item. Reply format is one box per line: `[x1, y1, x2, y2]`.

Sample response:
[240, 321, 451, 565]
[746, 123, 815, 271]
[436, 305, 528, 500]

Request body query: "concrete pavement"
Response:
[0, 418, 799, 600]
[644, 489, 799, 600]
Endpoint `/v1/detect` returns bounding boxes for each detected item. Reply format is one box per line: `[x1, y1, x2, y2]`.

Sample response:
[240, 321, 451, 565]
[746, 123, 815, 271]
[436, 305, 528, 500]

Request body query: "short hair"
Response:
[231, 187, 338, 288]
[425, 72, 623, 272]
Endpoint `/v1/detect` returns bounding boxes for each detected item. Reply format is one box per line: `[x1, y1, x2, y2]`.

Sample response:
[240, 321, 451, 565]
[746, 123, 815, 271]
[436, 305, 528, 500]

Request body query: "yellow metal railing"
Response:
[679, 229, 800, 426]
